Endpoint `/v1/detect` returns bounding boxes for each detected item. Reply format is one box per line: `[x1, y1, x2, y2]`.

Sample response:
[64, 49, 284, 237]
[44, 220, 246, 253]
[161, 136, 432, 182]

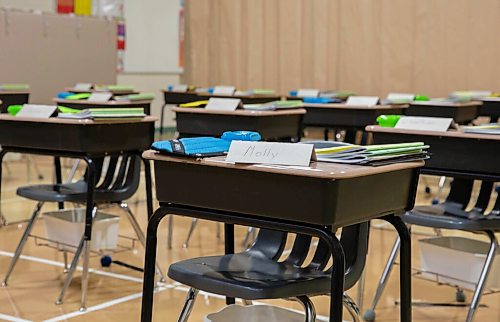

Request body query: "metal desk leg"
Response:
[159, 104, 167, 138]
[80, 157, 97, 311]
[142, 158, 154, 220]
[224, 223, 235, 305]
[0, 150, 6, 226]
[383, 215, 411, 322]
[54, 157, 64, 210]
[317, 226, 345, 322]
[466, 231, 498, 322]
[141, 208, 170, 322]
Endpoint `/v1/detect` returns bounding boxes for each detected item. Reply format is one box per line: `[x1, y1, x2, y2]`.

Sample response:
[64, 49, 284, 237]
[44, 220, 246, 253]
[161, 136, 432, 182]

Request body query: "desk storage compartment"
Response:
[43, 208, 120, 252]
[418, 236, 500, 291]
[204, 304, 310, 322]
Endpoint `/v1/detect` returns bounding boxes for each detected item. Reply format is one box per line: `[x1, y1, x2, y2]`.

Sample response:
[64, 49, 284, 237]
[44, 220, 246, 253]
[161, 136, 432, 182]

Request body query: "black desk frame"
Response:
[0, 146, 153, 311]
[140, 205, 413, 322]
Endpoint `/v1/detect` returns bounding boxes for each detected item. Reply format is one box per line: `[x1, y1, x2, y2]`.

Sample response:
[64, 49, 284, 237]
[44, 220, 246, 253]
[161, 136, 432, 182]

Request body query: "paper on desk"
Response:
[74, 83, 93, 91]
[88, 92, 113, 102]
[395, 116, 452, 132]
[16, 104, 57, 118]
[297, 89, 320, 98]
[226, 141, 314, 166]
[205, 97, 242, 111]
[213, 86, 236, 95]
[346, 96, 379, 106]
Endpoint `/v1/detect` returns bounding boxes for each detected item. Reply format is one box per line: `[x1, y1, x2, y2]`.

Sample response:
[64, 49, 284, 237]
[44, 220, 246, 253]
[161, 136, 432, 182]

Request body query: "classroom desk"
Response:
[301, 103, 407, 142]
[172, 107, 306, 141]
[0, 90, 30, 113]
[365, 126, 500, 180]
[64, 87, 138, 96]
[53, 98, 153, 115]
[140, 151, 423, 322]
[476, 97, 500, 121]
[160, 90, 282, 136]
[0, 115, 156, 310]
[406, 101, 481, 124]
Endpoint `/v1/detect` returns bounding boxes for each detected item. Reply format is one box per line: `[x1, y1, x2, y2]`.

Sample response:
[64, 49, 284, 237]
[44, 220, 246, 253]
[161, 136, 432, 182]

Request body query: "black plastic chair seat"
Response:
[405, 203, 500, 231]
[17, 182, 88, 202]
[17, 182, 134, 203]
[168, 253, 331, 300]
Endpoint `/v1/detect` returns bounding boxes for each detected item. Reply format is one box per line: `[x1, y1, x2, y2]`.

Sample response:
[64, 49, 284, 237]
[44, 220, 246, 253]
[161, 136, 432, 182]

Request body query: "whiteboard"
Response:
[123, 0, 181, 73]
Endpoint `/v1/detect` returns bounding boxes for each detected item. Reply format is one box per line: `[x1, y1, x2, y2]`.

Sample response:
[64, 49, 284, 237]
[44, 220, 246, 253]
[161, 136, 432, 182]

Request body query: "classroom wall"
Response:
[0, 10, 117, 104]
[183, 0, 500, 97]
[0, 0, 54, 12]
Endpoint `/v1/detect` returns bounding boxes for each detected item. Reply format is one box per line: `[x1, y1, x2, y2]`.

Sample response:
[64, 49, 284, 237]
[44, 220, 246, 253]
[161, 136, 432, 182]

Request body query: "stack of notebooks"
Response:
[58, 107, 146, 121]
[243, 100, 303, 111]
[114, 93, 155, 102]
[462, 123, 500, 135]
[313, 141, 429, 166]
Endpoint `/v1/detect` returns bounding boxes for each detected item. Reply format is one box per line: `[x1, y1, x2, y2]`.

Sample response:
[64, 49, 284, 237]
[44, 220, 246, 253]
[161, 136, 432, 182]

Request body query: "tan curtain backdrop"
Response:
[183, 0, 500, 97]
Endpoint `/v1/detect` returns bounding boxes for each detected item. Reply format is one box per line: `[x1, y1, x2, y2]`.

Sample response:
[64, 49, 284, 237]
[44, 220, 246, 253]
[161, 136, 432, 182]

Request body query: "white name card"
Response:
[346, 96, 379, 106]
[205, 97, 242, 111]
[226, 141, 314, 167]
[74, 83, 93, 91]
[297, 89, 320, 98]
[213, 86, 236, 95]
[387, 93, 414, 102]
[395, 116, 453, 132]
[16, 104, 57, 119]
[172, 84, 189, 92]
[88, 92, 113, 102]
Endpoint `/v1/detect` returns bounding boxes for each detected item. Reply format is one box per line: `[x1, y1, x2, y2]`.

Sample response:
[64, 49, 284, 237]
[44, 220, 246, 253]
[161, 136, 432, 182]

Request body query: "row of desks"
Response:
[0, 103, 498, 321]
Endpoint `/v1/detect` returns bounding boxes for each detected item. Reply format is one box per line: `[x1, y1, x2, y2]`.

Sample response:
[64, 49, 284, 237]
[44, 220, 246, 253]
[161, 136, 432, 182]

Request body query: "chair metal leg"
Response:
[363, 236, 400, 321]
[79, 239, 91, 311]
[241, 299, 252, 306]
[66, 160, 80, 183]
[465, 231, 498, 322]
[356, 267, 366, 311]
[177, 288, 199, 322]
[296, 295, 316, 322]
[167, 215, 174, 249]
[120, 203, 166, 282]
[343, 294, 362, 322]
[216, 223, 221, 239]
[56, 236, 85, 305]
[183, 218, 198, 248]
[242, 227, 256, 247]
[2, 201, 44, 286]
[63, 251, 69, 273]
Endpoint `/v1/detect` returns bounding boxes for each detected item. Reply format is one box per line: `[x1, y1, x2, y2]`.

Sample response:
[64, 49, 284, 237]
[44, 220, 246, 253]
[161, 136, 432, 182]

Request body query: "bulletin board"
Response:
[0, 9, 117, 104]
[122, 0, 181, 73]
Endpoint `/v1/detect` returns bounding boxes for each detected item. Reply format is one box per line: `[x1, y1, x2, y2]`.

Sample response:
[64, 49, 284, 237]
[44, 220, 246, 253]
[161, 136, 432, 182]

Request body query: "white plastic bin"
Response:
[43, 208, 120, 252]
[204, 304, 312, 322]
[418, 236, 500, 291]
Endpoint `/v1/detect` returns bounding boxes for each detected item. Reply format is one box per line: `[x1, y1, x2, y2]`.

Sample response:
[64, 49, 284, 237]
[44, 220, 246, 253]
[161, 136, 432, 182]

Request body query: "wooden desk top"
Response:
[410, 101, 482, 107]
[0, 90, 30, 95]
[143, 150, 423, 180]
[53, 98, 153, 105]
[162, 90, 280, 99]
[0, 114, 158, 125]
[172, 107, 306, 117]
[303, 103, 408, 110]
[64, 87, 138, 95]
[477, 97, 500, 102]
[366, 125, 500, 141]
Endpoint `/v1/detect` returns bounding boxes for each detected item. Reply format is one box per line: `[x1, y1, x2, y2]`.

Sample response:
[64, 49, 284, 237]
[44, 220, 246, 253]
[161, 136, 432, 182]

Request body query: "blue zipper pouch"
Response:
[151, 131, 261, 157]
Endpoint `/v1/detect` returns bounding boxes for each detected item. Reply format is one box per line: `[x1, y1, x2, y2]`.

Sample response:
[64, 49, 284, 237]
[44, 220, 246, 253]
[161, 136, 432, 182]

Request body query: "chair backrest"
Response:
[246, 222, 370, 291]
[81, 154, 141, 202]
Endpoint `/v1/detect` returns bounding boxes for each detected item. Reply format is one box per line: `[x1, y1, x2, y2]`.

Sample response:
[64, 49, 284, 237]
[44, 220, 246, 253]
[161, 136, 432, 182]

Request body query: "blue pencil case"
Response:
[57, 91, 75, 99]
[303, 97, 340, 104]
[152, 131, 261, 157]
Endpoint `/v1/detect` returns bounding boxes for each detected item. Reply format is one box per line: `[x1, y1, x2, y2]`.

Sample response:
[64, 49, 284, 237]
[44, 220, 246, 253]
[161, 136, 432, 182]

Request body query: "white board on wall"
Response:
[123, 0, 181, 73]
